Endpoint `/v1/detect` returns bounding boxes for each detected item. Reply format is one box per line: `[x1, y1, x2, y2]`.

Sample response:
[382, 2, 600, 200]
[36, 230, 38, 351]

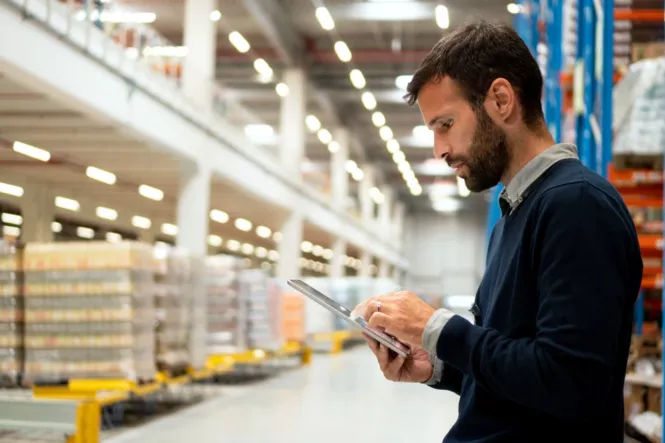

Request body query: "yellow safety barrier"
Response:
[67, 400, 101, 443]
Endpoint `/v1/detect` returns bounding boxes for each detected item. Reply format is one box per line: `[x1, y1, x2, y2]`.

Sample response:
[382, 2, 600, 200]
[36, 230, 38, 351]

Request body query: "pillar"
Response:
[359, 165, 376, 227]
[378, 260, 391, 279]
[331, 128, 350, 211]
[276, 211, 304, 278]
[176, 161, 211, 256]
[329, 238, 346, 278]
[359, 249, 373, 278]
[392, 201, 406, 250]
[379, 185, 394, 240]
[182, 0, 218, 108]
[21, 186, 53, 243]
[279, 68, 307, 178]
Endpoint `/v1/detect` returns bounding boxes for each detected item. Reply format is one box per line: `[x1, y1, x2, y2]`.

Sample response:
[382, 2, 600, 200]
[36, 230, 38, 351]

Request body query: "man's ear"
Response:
[486, 78, 516, 123]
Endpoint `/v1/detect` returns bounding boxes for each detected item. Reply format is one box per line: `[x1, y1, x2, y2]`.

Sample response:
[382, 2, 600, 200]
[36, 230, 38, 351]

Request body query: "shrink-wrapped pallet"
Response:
[239, 269, 282, 351]
[0, 240, 22, 386]
[281, 289, 305, 343]
[22, 241, 156, 383]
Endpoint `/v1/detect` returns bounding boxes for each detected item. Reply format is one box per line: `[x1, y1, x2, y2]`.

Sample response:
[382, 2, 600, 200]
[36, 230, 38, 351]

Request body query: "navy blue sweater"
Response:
[431, 159, 643, 442]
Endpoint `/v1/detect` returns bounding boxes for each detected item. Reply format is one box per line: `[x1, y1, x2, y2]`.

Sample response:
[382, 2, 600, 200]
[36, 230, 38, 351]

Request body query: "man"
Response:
[355, 20, 643, 443]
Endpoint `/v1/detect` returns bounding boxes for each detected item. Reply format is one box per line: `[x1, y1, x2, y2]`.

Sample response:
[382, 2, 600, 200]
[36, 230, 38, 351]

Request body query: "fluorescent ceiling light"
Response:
[86, 166, 116, 185]
[317, 129, 333, 144]
[395, 75, 413, 90]
[229, 31, 251, 53]
[55, 196, 80, 212]
[273, 231, 283, 242]
[410, 184, 423, 196]
[275, 82, 289, 97]
[392, 150, 406, 163]
[268, 250, 279, 261]
[323, 248, 333, 260]
[131, 215, 152, 229]
[253, 58, 273, 78]
[398, 161, 411, 174]
[457, 176, 471, 197]
[256, 246, 268, 258]
[210, 209, 229, 224]
[507, 3, 521, 14]
[96, 206, 118, 221]
[161, 223, 178, 236]
[328, 141, 340, 153]
[361, 92, 377, 110]
[226, 239, 241, 251]
[345, 160, 358, 173]
[334, 41, 352, 62]
[301, 241, 313, 253]
[379, 126, 393, 141]
[403, 169, 416, 181]
[241, 243, 255, 255]
[1, 213, 22, 225]
[207, 235, 223, 247]
[435, 5, 450, 29]
[210, 10, 222, 21]
[13, 141, 50, 162]
[432, 197, 461, 213]
[386, 139, 400, 153]
[351, 168, 364, 181]
[312, 245, 324, 257]
[244, 124, 275, 144]
[0, 182, 23, 197]
[51, 222, 62, 233]
[234, 218, 253, 232]
[260, 261, 271, 270]
[256, 225, 272, 238]
[369, 187, 385, 204]
[315, 7, 335, 30]
[143, 46, 189, 57]
[349, 69, 366, 89]
[305, 115, 321, 132]
[2, 226, 20, 237]
[372, 112, 386, 127]
[138, 184, 163, 201]
[106, 232, 122, 243]
[76, 226, 95, 239]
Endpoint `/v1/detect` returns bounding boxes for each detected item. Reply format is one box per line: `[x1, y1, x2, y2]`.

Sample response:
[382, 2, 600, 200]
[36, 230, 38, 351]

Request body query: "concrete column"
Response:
[21, 186, 54, 243]
[176, 161, 211, 256]
[276, 211, 304, 278]
[378, 260, 391, 279]
[392, 201, 406, 249]
[359, 165, 376, 227]
[379, 185, 394, 240]
[359, 249, 373, 278]
[279, 68, 307, 178]
[331, 128, 350, 211]
[182, 0, 218, 108]
[329, 237, 346, 278]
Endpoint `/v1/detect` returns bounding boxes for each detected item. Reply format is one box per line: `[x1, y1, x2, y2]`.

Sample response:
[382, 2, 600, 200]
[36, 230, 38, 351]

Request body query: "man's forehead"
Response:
[419, 76, 464, 102]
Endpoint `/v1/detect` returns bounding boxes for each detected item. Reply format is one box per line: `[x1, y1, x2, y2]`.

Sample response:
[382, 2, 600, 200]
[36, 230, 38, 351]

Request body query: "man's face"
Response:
[417, 77, 510, 192]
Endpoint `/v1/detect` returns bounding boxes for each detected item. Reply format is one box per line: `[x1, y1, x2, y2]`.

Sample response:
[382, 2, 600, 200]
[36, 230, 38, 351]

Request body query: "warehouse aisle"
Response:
[106, 347, 460, 443]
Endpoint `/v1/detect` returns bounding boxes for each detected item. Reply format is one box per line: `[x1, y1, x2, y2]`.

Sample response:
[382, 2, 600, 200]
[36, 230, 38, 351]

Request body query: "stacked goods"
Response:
[204, 255, 246, 355]
[0, 240, 23, 386]
[187, 255, 207, 370]
[281, 289, 305, 343]
[22, 242, 156, 383]
[239, 269, 282, 351]
[154, 249, 193, 374]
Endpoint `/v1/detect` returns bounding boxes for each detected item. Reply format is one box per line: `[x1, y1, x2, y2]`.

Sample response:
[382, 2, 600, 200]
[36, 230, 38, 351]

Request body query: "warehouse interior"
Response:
[0, 0, 662, 441]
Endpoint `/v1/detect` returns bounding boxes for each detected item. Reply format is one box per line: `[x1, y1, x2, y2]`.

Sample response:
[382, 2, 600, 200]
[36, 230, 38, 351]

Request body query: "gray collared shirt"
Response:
[423, 143, 580, 386]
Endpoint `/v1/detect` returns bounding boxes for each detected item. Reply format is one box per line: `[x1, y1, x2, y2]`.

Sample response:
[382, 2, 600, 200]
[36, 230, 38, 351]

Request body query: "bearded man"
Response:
[354, 20, 643, 443]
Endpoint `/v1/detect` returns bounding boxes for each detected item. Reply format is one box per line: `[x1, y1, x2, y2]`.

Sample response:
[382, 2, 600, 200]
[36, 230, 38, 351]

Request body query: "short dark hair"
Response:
[405, 20, 545, 129]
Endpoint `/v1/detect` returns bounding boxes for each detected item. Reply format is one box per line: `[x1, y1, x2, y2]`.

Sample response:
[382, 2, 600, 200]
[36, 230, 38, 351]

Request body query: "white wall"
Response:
[404, 210, 487, 298]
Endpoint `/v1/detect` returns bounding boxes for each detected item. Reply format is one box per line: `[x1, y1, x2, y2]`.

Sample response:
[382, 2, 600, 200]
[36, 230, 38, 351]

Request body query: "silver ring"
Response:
[377, 301, 381, 312]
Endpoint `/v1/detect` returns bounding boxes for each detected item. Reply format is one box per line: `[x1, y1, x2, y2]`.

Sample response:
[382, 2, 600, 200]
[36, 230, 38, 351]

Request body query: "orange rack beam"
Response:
[615, 9, 665, 22]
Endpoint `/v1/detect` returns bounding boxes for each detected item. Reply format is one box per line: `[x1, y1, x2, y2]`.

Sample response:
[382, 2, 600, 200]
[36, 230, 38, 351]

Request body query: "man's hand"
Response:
[365, 335, 433, 383]
[357, 291, 437, 348]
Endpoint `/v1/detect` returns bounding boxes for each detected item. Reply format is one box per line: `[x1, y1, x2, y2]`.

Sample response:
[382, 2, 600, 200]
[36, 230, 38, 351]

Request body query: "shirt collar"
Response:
[498, 143, 579, 215]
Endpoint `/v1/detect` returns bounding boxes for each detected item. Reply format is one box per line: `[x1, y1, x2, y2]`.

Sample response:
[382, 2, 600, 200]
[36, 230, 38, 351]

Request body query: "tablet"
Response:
[287, 279, 410, 358]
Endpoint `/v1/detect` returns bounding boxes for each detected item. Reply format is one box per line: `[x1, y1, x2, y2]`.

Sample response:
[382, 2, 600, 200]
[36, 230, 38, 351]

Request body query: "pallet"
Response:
[614, 154, 663, 171]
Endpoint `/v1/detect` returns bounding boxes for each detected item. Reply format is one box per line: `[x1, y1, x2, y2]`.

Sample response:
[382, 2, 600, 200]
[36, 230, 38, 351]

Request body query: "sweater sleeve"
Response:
[433, 183, 640, 420]
[427, 362, 464, 394]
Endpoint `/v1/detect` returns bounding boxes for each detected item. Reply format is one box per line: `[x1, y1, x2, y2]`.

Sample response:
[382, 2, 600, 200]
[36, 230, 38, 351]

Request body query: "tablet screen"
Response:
[288, 279, 353, 317]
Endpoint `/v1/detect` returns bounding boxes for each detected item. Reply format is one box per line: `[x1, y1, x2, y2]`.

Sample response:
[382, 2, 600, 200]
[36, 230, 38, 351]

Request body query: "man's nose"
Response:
[434, 140, 451, 160]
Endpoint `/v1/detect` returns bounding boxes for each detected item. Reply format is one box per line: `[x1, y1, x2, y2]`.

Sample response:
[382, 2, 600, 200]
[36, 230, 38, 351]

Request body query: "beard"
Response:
[450, 107, 510, 193]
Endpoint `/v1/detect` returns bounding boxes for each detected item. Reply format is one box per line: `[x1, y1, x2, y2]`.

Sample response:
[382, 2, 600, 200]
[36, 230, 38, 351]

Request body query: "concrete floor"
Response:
[105, 347, 460, 443]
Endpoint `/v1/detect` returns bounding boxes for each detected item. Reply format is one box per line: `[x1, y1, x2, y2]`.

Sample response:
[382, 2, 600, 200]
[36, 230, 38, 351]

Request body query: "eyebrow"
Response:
[427, 115, 450, 129]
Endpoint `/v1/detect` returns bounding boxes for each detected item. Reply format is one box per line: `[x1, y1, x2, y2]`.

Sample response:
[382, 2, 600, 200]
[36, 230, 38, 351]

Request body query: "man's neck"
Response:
[500, 128, 556, 186]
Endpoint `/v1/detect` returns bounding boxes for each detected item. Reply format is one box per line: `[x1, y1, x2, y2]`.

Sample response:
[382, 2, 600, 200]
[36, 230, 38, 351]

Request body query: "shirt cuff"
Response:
[422, 308, 456, 356]
[424, 353, 444, 385]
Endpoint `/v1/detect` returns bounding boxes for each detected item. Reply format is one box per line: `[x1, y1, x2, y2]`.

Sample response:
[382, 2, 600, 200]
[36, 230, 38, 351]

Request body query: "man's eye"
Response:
[436, 120, 452, 130]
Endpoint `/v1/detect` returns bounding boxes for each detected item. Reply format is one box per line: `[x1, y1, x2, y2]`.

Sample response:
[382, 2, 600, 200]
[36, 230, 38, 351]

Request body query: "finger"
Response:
[377, 344, 391, 371]
[365, 335, 380, 354]
[367, 311, 391, 332]
[384, 354, 406, 381]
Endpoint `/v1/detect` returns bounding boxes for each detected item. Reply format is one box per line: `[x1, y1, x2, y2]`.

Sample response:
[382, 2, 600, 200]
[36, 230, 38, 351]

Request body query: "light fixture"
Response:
[372, 112, 386, 127]
[398, 161, 411, 174]
[106, 232, 122, 243]
[323, 249, 333, 260]
[395, 75, 413, 90]
[131, 215, 151, 229]
[210, 209, 229, 224]
[210, 10, 222, 21]
[432, 197, 461, 213]
[1, 213, 22, 225]
[241, 243, 255, 255]
[226, 239, 241, 251]
[268, 250, 279, 261]
[351, 168, 365, 181]
[317, 129, 333, 144]
[392, 150, 406, 163]
[253, 58, 273, 78]
[138, 184, 163, 201]
[507, 3, 521, 14]
[161, 223, 178, 236]
[403, 170, 416, 182]
[305, 115, 321, 132]
[312, 245, 324, 256]
[2, 226, 20, 237]
[55, 196, 80, 212]
[410, 184, 423, 196]
[13, 141, 50, 162]
[361, 92, 377, 110]
[0, 182, 23, 197]
[260, 261, 272, 271]
[51, 222, 62, 233]
[457, 176, 471, 197]
[328, 141, 340, 153]
[207, 235, 223, 247]
[96, 206, 118, 221]
[86, 166, 116, 185]
[76, 226, 95, 239]
[369, 187, 385, 204]
[349, 69, 366, 89]
[301, 241, 313, 253]
[275, 82, 289, 97]
[345, 160, 358, 173]
[256, 226, 272, 238]
[379, 126, 393, 141]
[334, 41, 352, 62]
[229, 31, 251, 53]
[386, 139, 400, 153]
[234, 218, 253, 232]
[435, 5, 450, 29]
[315, 7, 335, 30]
[256, 247, 268, 258]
